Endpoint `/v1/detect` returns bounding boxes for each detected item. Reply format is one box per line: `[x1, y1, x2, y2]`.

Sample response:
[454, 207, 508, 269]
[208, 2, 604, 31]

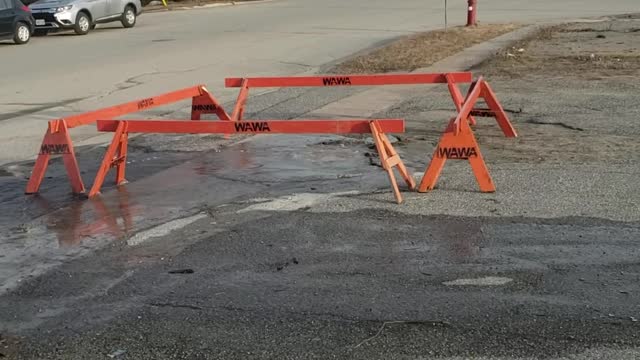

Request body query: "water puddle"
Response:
[0, 134, 382, 294]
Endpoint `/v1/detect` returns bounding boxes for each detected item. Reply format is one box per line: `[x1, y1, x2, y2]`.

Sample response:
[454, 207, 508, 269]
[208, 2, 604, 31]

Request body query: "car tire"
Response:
[121, 5, 136, 28]
[13, 22, 31, 44]
[74, 12, 91, 35]
[33, 29, 48, 36]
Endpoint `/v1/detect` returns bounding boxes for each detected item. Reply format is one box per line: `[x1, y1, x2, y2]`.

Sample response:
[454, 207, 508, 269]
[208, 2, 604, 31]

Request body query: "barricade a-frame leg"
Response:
[457, 76, 518, 138]
[89, 121, 129, 198]
[25, 120, 85, 195]
[478, 80, 517, 138]
[446, 73, 477, 126]
[369, 120, 416, 204]
[190, 86, 231, 121]
[418, 118, 495, 193]
[231, 78, 250, 122]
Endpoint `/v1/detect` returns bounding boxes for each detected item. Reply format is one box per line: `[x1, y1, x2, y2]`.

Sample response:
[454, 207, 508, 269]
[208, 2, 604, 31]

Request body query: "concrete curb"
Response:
[143, 0, 271, 13]
[305, 24, 543, 119]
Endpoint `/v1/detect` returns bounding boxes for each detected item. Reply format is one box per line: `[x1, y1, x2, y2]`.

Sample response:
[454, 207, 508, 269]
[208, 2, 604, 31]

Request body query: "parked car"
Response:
[0, 0, 35, 44]
[28, 0, 141, 36]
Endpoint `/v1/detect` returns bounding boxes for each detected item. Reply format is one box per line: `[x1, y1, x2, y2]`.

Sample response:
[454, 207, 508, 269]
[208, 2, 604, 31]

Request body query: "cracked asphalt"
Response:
[1, 207, 639, 359]
[2, 9, 640, 360]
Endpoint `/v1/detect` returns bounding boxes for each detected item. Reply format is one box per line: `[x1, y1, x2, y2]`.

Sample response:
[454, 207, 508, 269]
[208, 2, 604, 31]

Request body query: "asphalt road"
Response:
[2, 206, 639, 359]
[1, 12, 640, 359]
[0, 0, 638, 165]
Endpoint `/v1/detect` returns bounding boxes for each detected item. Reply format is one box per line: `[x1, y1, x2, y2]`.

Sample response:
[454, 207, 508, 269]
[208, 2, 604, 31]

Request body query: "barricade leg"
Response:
[115, 128, 128, 185]
[25, 120, 85, 194]
[370, 120, 415, 204]
[89, 122, 129, 198]
[418, 118, 495, 193]
[446, 74, 477, 126]
[479, 80, 517, 137]
[223, 79, 251, 139]
[231, 78, 250, 122]
[190, 86, 231, 121]
[462, 77, 518, 138]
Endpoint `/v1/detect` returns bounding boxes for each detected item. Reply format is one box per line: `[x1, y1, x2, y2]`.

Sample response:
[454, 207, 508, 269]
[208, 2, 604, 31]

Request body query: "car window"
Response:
[0, 0, 11, 10]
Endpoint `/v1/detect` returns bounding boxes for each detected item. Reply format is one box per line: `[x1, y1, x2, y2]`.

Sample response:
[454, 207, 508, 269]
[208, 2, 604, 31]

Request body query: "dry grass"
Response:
[474, 23, 640, 79]
[330, 23, 523, 74]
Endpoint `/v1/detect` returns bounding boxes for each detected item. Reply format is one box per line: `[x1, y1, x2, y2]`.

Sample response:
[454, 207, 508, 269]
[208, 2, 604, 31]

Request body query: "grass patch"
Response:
[330, 23, 522, 74]
[473, 22, 640, 78]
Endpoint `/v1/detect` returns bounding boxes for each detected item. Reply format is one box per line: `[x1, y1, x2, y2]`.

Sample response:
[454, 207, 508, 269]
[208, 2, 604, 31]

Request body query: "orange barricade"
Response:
[418, 76, 517, 193]
[221, 72, 485, 201]
[25, 85, 230, 195]
[45, 72, 515, 205]
[87, 73, 478, 204]
[89, 118, 410, 202]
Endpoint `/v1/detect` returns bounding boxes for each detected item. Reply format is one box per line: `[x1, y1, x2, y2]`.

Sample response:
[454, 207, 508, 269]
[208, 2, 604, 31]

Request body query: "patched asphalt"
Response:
[1, 208, 639, 359]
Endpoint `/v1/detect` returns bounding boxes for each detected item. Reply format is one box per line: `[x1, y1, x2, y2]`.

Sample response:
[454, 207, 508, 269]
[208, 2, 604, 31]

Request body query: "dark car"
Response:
[0, 0, 34, 44]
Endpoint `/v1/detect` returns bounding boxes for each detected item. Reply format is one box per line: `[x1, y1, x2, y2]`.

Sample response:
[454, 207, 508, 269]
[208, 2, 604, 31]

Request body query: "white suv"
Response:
[29, 0, 141, 35]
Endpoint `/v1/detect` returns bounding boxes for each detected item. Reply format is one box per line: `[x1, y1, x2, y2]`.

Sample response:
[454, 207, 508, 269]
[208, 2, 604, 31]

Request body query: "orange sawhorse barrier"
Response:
[221, 73, 476, 200]
[25, 85, 230, 196]
[225, 72, 516, 193]
[418, 76, 518, 193]
[89, 119, 414, 203]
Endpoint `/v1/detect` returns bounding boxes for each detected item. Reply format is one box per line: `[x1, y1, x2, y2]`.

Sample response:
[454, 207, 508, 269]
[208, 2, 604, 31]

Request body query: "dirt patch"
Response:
[379, 16, 640, 167]
[0, 333, 22, 359]
[473, 19, 640, 79]
[330, 24, 523, 74]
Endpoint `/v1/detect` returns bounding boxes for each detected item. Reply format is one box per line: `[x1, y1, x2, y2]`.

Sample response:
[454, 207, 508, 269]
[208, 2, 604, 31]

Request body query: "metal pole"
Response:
[467, 0, 477, 26]
[444, 0, 448, 30]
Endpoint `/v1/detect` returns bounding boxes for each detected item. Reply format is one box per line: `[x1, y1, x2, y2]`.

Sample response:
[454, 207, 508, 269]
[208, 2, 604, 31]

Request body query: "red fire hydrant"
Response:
[467, 0, 477, 26]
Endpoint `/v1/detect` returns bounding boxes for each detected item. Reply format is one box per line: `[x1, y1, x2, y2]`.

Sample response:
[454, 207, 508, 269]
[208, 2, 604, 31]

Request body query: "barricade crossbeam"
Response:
[225, 73, 473, 88]
[90, 118, 411, 203]
[96, 119, 405, 134]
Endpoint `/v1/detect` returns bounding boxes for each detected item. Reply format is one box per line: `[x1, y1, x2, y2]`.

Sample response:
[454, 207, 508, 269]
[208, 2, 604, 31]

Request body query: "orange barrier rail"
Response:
[224, 73, 473, 87]
[25, 85, 229, 195]
[224, 73, 474, 122]
[90, 119, 412, 203]
[96, 119, 405, 134]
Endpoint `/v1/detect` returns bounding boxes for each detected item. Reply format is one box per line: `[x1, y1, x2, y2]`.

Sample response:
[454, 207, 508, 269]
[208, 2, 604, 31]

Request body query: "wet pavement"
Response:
[0, 82, 379, 296]
[0, 129, 392, 297]
[1, 206, 639, 359]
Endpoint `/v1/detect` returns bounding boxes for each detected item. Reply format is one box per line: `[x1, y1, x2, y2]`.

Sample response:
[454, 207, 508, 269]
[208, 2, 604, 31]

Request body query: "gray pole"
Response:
[444, 0, 448, 30]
